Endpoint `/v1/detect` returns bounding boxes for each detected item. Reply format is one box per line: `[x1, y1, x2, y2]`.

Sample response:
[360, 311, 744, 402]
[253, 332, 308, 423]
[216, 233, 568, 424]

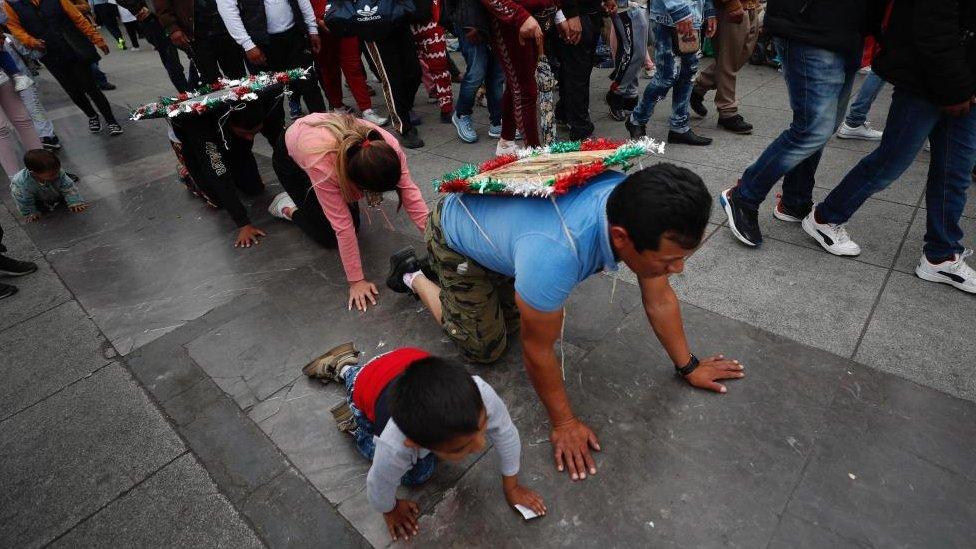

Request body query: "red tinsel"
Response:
[580, 138, 624, 152]
[553, 161, 605, 194]
[275, 72, 291, 84]
[191, 103, 207, 113]
[478, 154, 518, 172]
[233, 86, 252, 99]
[438, 178, 471, 193]
[176, 92, 189, 101]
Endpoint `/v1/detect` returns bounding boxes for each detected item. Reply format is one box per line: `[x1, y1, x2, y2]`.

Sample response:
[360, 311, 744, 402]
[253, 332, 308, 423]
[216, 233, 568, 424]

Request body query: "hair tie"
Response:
[361, 138, 371, 149]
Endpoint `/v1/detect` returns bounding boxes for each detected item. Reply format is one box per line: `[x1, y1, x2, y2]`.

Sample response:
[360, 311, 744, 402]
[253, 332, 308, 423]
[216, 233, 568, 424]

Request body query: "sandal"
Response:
[302, 341, 360, 383]
[330, 401, 356, 434]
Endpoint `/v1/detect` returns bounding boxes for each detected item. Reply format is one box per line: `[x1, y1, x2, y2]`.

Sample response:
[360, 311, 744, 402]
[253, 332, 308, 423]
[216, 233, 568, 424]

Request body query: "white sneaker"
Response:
[915, 250, 976, 294]
[836, 121, 883, 141]
[13, 74, 33, 92]
[858, 66, 872, 75]
[802, 211, 861, 256]
[495, 139, 518, 156]
[268, 192, 296, 220]
[362, 108, 389, 127]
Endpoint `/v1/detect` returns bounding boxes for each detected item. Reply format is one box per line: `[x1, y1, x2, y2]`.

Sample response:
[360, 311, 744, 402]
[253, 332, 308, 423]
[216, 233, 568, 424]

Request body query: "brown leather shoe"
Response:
[302, 342, 360, 383]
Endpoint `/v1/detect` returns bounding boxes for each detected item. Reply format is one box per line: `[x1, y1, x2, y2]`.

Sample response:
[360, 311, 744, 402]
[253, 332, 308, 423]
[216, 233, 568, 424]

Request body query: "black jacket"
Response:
[445, 0, 490, 34]
[237, 0, 308, 46]
[874, 0, 976, 106]
[764, 0, 886, 56]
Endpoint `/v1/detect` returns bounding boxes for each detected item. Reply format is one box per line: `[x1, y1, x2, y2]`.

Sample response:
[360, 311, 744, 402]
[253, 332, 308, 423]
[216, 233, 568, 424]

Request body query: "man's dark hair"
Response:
[606, 163, 712, 251]
[23, 149, 61, 173]
[228, 101, 268, 132]
[391, 356, 484, 448]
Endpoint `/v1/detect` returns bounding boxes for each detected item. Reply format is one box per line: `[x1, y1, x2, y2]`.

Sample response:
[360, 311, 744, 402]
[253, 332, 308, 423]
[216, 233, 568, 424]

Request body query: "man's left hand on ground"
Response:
[683, 354, 744, 393]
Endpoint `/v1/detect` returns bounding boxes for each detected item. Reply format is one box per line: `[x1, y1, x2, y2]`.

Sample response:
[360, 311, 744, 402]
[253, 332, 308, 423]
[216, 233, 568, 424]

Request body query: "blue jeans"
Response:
[630, 21, 699, 132]
[343, 365, 437, 486]
[735, 38, 859, 211]
[845, 71, 885, 128]
[818, 88, 976, 261]
[454, 27, 503, 125]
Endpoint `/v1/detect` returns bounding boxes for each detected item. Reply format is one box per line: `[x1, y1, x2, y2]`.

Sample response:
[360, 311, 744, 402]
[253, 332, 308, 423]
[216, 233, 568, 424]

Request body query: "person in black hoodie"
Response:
[802, 0, 976, 294]
[719, 0, 885, 247]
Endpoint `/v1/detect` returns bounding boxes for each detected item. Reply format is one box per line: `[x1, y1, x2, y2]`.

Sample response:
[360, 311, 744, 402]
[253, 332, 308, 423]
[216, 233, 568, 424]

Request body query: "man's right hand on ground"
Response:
[676, 17, 694, 36]
[245, 46, 267, 67]
[683, 354, 744, 393]
[169, 29, 190, 48]
[550, 417, 600, 480]
[383, 499, 420, 541]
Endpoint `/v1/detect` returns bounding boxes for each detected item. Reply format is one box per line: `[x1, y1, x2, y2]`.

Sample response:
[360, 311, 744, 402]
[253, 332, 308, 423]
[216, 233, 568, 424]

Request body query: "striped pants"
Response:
[410, 21, 454, 115]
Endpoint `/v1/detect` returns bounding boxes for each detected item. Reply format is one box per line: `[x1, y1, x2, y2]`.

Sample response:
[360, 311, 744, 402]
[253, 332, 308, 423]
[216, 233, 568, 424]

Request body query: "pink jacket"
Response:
[284, 114, 429, 282]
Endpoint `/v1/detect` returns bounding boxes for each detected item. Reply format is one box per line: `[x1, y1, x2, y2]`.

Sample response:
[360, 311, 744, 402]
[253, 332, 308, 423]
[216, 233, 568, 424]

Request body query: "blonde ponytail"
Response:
[297, 114, 375, 202]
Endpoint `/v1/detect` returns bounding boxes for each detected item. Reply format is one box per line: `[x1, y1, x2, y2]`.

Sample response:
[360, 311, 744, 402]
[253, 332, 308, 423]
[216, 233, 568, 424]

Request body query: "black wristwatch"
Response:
[675, 353, 699, 377]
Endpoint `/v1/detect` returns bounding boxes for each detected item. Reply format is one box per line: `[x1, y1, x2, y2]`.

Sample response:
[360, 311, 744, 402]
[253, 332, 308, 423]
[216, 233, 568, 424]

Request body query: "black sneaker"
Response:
[0, 254, 38, 277]
[41, 135, 61, 150]
[88, 117, 101, 133]
[690, 91, 707, 117]
[386, 247, 419, 294]
[108, 123, 123, 136]
[720, 186, 762, 247]
[718, 114, 753, 135]
[668, 129, 712, 146]
[98, 82, 117, 91]
[399, 127, 424, 149]
[624, 116, 646, 139]
[0, 282, 17, 300]
[417, 254, 439, 284]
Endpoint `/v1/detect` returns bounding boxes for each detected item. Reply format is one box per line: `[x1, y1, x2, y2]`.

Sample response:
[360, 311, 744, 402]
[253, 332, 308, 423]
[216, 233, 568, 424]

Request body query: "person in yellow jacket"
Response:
[4, 0, 123, 134]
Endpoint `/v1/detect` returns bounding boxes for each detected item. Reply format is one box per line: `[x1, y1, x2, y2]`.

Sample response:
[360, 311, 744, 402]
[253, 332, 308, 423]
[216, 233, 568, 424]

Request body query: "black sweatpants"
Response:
[93, 3, 123, 42]
[43, 57, 118, 124]
[142, 17, 189, 92]
[556, 12, 601, 140]
[271, 133, 360, 247]
[257, 26, 326, 113]
[364, 26, 421, 134]
[191, 32, 246, 86]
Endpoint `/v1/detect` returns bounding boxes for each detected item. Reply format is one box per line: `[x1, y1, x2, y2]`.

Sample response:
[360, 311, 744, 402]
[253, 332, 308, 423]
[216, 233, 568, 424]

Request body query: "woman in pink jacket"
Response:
[268, 113, 429, 311]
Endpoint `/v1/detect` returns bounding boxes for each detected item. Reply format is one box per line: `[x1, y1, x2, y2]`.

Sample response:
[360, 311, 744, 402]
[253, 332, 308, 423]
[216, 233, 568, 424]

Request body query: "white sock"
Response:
[339, 365, 354, 379]
[402, 270, 422, 292]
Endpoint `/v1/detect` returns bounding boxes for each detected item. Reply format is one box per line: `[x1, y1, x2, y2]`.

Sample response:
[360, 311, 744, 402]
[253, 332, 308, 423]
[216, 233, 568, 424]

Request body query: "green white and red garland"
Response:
[129, 67, 311, 121]
[433, 137, 665, 197]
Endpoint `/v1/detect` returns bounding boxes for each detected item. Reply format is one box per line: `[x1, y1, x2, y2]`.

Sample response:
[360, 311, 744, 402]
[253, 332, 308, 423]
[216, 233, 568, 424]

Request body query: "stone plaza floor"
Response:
[1, 40, 975, 548]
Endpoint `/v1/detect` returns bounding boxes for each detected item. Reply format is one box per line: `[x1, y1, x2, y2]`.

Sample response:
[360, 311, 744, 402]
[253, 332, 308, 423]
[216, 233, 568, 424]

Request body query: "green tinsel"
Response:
[603, 144, 647, 167]
[547, 140, 582, 154]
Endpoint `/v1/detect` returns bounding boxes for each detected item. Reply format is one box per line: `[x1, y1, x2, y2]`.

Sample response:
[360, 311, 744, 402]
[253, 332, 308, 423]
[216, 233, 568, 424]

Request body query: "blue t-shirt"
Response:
[440, 170, 623, 312]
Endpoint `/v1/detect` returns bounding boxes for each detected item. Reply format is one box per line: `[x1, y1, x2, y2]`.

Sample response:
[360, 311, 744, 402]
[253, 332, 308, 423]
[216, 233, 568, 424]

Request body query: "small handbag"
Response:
[672, 28, 700, 55]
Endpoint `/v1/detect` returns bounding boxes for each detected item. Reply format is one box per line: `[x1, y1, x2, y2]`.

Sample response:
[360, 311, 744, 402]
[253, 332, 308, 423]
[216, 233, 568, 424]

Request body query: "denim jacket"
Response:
[649, 0, 715, 29]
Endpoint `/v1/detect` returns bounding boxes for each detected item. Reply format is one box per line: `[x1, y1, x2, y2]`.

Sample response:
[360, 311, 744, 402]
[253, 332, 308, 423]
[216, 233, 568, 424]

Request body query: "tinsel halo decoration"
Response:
[129, 67, 311, 121]
[432, 137, 666, 197]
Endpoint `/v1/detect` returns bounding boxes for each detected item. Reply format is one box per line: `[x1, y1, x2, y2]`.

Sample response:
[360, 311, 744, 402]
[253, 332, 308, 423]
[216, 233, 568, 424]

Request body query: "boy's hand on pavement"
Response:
[683, 354, 744, 393]
[550, 417, 600, 480]
[234, 225, 266, 248]
[504, 483, 547, 517]
[68, 203, 88, 213]
[383, 499, 420, 541]
[676, 17, 693, 36]
[25, 213, 41, 223]
[706, 17, 717, 38]
[348, 279, 379, 311]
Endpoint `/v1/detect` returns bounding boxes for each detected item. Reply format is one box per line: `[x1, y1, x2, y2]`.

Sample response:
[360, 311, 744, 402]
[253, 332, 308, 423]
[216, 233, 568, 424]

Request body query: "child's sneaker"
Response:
[268, 192, 295, 220]
[303, 342, 361, 382]
[330, 401, 357, 434]
[13, 74, 33, 92]
[915, 250, 976, 294]
[362, 108, 388, 127]
[88, 116, 101, 133]
[108, 123, 123, 136]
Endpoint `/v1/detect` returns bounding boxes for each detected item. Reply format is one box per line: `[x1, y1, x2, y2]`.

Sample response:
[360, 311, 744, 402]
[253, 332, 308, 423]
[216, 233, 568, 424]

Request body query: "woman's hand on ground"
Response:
[383, 499, 420, 541]
[348, 279, 379, 311]
[234, 225, 266, 248]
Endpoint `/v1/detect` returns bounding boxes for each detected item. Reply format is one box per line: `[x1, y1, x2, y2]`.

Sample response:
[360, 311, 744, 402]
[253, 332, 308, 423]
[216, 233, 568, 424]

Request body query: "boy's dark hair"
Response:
[346, 130, 403, 209]
[24, 149, 61, 173]
[391, 356, 484, 448]
[228, 101, 268, 132]
[606, 163, 712, 251]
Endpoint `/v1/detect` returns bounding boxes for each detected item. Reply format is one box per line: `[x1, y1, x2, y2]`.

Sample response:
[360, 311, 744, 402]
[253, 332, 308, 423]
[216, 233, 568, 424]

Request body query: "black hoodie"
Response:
[763, 0, 887, 56]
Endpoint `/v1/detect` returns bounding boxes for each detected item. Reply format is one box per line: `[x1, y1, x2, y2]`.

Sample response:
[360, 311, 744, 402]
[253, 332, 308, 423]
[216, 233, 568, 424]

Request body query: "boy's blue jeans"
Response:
[734, 38, 859, 212]
[631, 21, 699, 133]
[845, 71, 885, 128]
[343, 365, 436, 486]
[818, 88, 976, 262]
[454, 26, 503, 126]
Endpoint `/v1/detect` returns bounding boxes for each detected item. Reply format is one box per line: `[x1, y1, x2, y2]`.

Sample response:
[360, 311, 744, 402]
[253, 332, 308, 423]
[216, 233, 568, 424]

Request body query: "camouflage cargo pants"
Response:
[426, 199, 520, 364]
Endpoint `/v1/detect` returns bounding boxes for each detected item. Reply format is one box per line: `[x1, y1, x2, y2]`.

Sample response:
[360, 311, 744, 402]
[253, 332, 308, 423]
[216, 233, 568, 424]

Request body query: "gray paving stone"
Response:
[669, 232, 888, 357]
[50, 454, 263, 549]
[0, 363, 185, 547]
[854, 271, 976, 403]
[0, 301, 112, 419]
[766, 513, 864, 548]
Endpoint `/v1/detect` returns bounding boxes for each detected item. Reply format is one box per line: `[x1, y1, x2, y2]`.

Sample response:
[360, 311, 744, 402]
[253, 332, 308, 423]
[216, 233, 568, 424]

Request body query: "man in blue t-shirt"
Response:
[387, 163, 745, 481]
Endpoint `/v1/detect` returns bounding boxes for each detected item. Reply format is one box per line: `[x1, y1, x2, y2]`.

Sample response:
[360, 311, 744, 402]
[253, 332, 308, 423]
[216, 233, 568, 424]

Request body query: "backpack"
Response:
[323, 0, 416, 40]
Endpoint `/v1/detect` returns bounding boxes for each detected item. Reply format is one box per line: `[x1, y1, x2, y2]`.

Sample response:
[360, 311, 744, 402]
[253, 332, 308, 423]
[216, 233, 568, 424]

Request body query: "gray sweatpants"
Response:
[609, 5, 649, 98]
